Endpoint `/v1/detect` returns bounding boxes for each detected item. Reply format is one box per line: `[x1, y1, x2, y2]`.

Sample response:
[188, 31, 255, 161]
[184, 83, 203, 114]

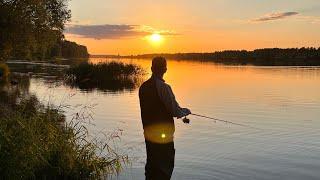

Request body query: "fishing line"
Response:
[189, 113, 260, 130]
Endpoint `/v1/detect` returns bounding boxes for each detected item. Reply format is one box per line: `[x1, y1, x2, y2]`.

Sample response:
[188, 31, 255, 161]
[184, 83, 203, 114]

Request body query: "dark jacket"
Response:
[139, 77, 175, 143]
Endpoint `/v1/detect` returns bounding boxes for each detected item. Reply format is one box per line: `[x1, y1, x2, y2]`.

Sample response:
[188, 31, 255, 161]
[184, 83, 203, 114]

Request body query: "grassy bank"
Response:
[66, 61, 145, 92]
[0, 84, 127, 179]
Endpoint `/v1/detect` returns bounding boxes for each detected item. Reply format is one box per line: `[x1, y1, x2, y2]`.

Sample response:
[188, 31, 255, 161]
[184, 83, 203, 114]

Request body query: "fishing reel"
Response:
[183, 116, 190, 124]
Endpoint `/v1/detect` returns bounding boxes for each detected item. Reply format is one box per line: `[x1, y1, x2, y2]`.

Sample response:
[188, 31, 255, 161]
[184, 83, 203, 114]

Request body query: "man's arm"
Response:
[156, 80, 191, 118]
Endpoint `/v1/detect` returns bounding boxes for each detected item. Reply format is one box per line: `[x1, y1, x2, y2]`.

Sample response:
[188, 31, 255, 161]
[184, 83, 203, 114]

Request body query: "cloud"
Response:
[65, 24, 146, 39]
[252, 12, 299, 22]
[65, 24, 178, 40]
[297, 15, 320, 24]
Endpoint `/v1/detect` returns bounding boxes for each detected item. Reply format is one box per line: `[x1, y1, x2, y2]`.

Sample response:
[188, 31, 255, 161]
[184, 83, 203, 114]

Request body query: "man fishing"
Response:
[139, 56, 191, 180]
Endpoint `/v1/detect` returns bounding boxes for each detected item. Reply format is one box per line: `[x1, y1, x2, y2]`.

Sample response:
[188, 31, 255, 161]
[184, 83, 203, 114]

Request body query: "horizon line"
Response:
[89, 46, 320, 57]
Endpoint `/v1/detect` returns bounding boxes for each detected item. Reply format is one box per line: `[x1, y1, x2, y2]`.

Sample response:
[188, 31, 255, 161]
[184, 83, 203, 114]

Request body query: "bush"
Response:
[66, 61, 145, 92]
[0, 90, 127, 179]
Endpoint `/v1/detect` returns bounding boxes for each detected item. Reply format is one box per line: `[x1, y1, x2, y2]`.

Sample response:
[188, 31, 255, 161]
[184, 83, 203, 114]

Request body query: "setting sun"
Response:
[149, 33, 162, 43]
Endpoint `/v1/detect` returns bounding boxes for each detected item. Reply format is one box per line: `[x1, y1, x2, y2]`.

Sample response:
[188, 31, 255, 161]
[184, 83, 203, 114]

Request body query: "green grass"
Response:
[0, 86, 127, 179]
[65, 61, 145, 92]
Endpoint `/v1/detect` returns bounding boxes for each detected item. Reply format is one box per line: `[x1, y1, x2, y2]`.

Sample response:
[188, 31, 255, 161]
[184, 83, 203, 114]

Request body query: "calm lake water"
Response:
[8, 59, 320, 180]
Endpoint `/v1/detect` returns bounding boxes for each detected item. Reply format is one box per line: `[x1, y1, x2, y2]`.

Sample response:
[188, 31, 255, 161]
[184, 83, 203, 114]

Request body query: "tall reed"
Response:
[0, 87, 127, 179]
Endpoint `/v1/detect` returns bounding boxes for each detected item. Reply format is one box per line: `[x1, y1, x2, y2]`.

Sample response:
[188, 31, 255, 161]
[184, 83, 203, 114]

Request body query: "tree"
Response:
[51, 40, 89, 59]
[0, 0, 71, 61]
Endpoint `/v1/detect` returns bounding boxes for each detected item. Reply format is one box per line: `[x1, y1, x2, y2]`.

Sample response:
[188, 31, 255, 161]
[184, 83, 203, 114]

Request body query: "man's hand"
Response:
[181, 108, 191, 124]
[181, 108, 191, 116]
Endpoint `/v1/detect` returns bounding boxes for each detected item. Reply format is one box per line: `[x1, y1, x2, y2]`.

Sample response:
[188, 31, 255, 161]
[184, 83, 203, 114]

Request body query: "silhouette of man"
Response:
[139, 57, 191, 180]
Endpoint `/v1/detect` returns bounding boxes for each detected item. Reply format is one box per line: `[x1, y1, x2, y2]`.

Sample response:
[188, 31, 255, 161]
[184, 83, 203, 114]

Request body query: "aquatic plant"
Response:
[0, 87, 127, 179]
[65, 61, 145, 92]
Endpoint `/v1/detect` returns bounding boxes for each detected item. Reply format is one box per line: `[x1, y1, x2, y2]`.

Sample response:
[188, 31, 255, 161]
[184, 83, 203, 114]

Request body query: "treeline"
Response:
[125, 48, 320, 66]
[0, 0, 88, 61]
[51, 40, 89, 59]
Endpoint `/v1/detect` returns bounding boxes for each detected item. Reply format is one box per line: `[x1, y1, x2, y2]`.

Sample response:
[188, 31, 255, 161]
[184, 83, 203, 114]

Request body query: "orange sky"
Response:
[66, 0, 320, 55]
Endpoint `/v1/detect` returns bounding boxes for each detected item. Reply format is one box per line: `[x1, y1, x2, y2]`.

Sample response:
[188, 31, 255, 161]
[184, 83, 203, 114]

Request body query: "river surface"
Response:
[8, 59, 320, 180]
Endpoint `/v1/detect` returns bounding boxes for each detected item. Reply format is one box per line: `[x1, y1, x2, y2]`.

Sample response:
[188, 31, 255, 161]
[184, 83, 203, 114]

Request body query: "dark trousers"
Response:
[145, 140, 175, 180]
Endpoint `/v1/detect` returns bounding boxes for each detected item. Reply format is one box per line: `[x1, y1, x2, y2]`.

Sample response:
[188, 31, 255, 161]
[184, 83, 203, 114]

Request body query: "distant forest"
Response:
[0, 0, 89, 61]
[120, 48, 320, 66]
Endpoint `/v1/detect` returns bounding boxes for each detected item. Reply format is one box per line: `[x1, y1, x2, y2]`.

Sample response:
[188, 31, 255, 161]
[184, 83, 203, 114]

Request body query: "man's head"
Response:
[151, 56, 167, 77]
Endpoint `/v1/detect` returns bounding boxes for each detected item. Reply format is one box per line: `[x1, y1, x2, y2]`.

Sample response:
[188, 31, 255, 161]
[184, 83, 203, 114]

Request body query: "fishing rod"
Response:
[183, 113, 259, 129]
